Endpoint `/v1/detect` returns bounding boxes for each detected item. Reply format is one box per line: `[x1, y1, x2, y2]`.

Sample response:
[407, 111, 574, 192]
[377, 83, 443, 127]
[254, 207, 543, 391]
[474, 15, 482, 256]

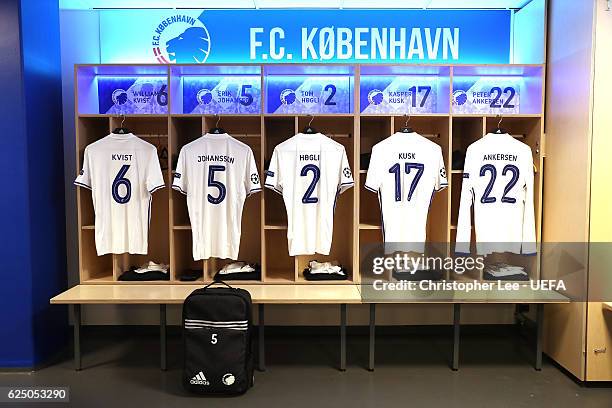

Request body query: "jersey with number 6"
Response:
[265, 133, 354, 256]
[365, 132, 447, 253]
[74, 133, 165, 255]
[455, 133, 536, 256]
[172, 133, 261, 261]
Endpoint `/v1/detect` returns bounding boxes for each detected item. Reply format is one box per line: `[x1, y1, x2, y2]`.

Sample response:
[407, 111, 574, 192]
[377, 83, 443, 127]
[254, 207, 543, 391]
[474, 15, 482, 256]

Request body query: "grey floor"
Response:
[1, 327, 610, 408]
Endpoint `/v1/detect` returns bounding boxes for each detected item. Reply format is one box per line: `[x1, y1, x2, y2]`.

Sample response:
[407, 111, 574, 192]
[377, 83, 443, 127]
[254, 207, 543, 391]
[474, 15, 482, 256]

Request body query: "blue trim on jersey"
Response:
[378, 189, 385, 242]
[338, 181, 354, 193]
[435, 183, 448, 192]
[74, 181, 92, 190]
[172, 185, 187, 195]
[522, 252, 538, 256]
[147, 195, 152, 237]
[149, 184, 165, 194]
[247, 187, 262, 197]
[364, 185, 378, 194]
[264, 183, 283, 195]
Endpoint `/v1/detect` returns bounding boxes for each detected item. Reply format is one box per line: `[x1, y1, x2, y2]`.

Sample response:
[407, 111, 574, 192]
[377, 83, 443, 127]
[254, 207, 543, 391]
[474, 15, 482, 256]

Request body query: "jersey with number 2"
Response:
[74, 133, 165, 255]
[265, 133, 354, 256]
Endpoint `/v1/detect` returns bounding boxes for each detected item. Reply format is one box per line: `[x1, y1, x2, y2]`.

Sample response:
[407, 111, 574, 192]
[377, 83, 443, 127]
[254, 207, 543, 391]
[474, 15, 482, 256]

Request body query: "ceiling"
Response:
[59, 0, 534, 10]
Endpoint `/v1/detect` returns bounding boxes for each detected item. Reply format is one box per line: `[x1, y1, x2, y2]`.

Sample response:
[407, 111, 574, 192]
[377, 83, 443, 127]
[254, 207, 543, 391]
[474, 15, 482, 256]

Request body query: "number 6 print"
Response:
[112, 164, 131, 204]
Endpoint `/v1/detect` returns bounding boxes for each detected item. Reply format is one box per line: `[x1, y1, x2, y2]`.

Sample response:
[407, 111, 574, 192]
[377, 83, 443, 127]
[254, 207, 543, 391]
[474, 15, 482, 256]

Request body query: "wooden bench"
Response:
[50, 284, 362, 371]
[360, 286, 570, 371]
[51, 284, 569, 372]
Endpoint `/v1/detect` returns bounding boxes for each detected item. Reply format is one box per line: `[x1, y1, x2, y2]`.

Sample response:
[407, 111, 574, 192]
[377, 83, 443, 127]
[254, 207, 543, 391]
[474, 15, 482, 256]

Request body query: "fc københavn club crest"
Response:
[152, 14, 211, 63]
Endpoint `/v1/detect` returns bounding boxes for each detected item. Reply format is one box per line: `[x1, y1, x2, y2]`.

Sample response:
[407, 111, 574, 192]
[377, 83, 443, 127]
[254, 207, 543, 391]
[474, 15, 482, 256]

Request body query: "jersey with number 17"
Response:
[265, 133, 354, 256]
[365, 132, 447, 253]
[74, 133, 165, 256]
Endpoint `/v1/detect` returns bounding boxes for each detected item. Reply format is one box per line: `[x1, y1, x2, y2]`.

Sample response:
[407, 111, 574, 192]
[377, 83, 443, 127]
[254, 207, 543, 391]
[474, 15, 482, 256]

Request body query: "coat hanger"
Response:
[493, 115, 506, 134]
[209, 115, 225, 134]
[302, 115, 317, 134]
[400, 113, 413, 133]
[113, 114, 130, 134]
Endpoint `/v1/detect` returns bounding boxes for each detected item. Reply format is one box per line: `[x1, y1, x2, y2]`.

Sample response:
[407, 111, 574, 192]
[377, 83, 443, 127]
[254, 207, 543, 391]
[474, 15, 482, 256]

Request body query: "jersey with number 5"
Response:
[265, 133, 354, 256]
[365, 132, 447, 253]
[74, 133, 165, 255]
[172, 133, 261, 261]
[455, 133, 536, 256]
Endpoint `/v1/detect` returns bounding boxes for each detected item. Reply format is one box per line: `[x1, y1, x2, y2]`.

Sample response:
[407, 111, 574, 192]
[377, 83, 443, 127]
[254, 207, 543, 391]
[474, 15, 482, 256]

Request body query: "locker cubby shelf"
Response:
[75, 64, 544, 285]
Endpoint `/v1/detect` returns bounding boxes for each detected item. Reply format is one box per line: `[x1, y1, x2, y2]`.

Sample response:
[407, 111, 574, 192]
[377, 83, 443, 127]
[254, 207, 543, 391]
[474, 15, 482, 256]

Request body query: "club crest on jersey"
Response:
[151, 14, 211, 64]
[250, 173, 260, 184]
[440, 168, 446, 179]
[79, 169, 84, 175]
[343, 167, 352, 178]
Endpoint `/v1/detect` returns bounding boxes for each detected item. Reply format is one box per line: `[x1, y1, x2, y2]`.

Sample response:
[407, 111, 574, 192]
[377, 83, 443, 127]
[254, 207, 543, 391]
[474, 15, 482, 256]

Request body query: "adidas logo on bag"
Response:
[190, 371, 210, 386]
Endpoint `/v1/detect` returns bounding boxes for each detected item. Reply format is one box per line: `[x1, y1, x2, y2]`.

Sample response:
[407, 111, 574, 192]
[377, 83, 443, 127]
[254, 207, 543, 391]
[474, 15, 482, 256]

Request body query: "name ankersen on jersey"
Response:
[197, 155, 235, 164]
[300, 154, 320, 161]
[112, 154, 133, 161]
[483, 153, 518, 161]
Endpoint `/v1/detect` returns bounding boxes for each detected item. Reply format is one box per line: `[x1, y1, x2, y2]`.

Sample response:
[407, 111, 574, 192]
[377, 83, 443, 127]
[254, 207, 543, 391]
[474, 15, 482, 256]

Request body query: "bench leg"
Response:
[452, 303, 461, 371]
[340, 304, 347, 371]
[368, 303, 376, 371]
[160, 304, 167, 371]
[535, 303, 543, 371]
[73, 304, 81, 371]
[258, 304, 265, 372]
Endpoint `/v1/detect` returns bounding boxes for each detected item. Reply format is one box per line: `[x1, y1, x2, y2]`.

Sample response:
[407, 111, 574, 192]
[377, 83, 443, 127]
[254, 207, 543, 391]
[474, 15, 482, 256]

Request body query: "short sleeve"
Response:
[435, 147, 448, 191]
[146, 147, 165, 193]
[338, 148, 354, 194]
[172, 148, 187, 195]
[245, 148, 261, 196]
[364, 146, 381, 193]
[264, 148, 282, 195]
[74, 146, 92, 190]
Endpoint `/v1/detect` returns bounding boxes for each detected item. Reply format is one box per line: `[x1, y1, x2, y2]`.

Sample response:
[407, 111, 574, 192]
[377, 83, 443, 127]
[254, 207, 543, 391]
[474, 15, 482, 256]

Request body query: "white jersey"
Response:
[455, 133, 536, 256]
[365, 132, 447, 253]
[172, 133, 261, 261]
[74, 133, 165, 255]
[265, 133, 354, 256]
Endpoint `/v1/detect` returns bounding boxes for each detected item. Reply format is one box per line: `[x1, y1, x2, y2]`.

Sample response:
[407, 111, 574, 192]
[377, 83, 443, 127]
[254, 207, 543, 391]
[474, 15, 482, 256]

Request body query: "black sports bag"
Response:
[182, 282, 254, 395]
